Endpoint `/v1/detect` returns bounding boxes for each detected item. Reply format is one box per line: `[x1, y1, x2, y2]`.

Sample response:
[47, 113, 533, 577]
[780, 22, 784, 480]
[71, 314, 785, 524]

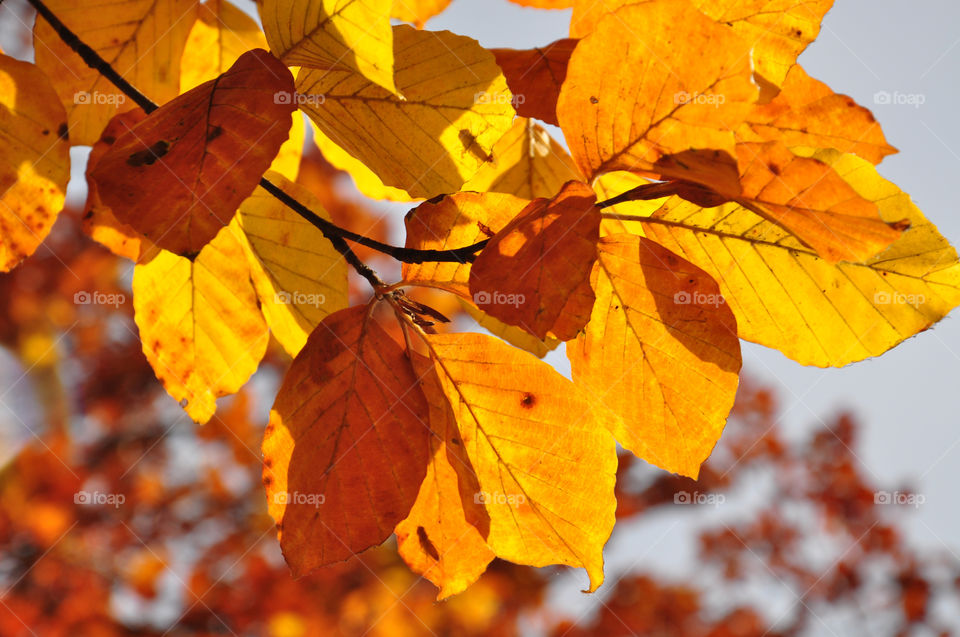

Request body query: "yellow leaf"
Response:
[263, 306, 431, 574]
[309, 120, 417, 202]
[459, 299, 560, 359]
[262, 0, 397, 94]
[33, 0, 196, 145]
[568, 235, 742, 478]
[0, 55, 70, 272]
[633, 149, 960, 366]
[395, 352, 495, 600]
[391, 0, 452, 28]
[180, 0, 268, 91]
[235, 172, 349, 356]
[462, 118, 581, 199]
[558, 0, 759, 184]
[133, 226, 268, 423]
[297, 25, 515, 199]
[422, 332, 617, 591]
[592, 171, 657, 237]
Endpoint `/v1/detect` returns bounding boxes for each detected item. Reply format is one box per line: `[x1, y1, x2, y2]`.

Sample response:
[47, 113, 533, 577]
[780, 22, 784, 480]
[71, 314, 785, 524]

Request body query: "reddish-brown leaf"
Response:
[90, 50, 295, 256]
[492, 38, 577, 126]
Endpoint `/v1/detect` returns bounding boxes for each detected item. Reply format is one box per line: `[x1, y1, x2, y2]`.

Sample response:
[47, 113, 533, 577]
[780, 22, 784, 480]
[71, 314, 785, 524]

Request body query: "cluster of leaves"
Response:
[3, 0, 959, 596]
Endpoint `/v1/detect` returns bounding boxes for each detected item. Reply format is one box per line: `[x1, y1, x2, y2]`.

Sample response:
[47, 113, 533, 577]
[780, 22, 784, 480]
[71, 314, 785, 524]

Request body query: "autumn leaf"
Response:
[558, 0, 759, 186]
[403, 192, 529, 298]
[391, 0, 452, 28]
[395, 352, 495, 600]
[33, 0, 196, 145]
[570, 0, 833, 87]
[82, 108, 156, 262]
[568, 235, 742, 478]
[263, 306, 431, 574]
[418, 331, 617, 591]
[738, 64, 897, 165]
[90, 50, 296, 256]
[469, 181, 600, 341]
[308, 120, 416, 202]
[132, 225, 268, 424]
[180, 0, 269, 92]
[262, 0, 397, 94]
[462, 118, 582, 199]
[235, 172, 349, 357]
[491, 38, 576, 126]
[629, 149, 960, 366]
[0, 54, 70, 272]
[297, 25, 515, 199]
[732, 142, 905, 263]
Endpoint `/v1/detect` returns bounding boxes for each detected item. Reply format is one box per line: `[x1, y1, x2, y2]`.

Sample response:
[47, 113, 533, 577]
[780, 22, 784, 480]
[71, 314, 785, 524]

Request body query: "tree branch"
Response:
[25, 0, 486, 280]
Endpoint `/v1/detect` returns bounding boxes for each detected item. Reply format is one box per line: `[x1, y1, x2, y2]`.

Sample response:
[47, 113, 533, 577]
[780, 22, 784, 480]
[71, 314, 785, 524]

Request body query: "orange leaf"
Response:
[395, 352, 494, 600]
[82, 108, 156, 262]
[739, 64, 897, 165]
[90, 50, 295, 256]
[403, 192, 530, 298]
[568, 235, 741, 478]
[263, 306, 431, 574]
[558, 0, 759, 184]
[469, 181, 600, 340]
[732, 142, 905, 263]
[491, 38, 577, 126]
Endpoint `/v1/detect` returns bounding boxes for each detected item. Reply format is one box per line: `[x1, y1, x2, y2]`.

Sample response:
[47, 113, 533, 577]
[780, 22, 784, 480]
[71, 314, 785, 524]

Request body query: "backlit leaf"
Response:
[132, 225, 268, 423]
[491, 38, 576, 126]
[568, 235, 742, 478]
[235, 172, 349, 356]
[421, 332, 617, 591]
[180, 0, 268, 91]
[395, 352, 494, 600]
[462, 118, 581, 199]
[90, 50, 296, 256]
[33, 0, 196, 145]
[297, 25, 515, 199]
[469, 181, 600, 341]
[634, 149, 960, 366]
[262, 0, 397, 94]
[263, 306, 431, 574]
[0, 55, 70, 272]
[558, 0, 759, 185]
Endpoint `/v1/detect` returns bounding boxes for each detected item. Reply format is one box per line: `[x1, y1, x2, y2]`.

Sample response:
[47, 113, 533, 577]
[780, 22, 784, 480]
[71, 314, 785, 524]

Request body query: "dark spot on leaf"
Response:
[417, 526, 440, 560]
[264, 458, 272, 468]
[521, 392, 536, 408]
[42, 129, 50, 136]
[127, 140, 170, 167]
[57, 123, 69, 141]
[102, 135, 116, 145]
[768, 163, 781, 176]
[450, 437, 461, 446]
[589, 96, 599, 104]
[206, 125, 223, 142]
[263, 475, 272, 486]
